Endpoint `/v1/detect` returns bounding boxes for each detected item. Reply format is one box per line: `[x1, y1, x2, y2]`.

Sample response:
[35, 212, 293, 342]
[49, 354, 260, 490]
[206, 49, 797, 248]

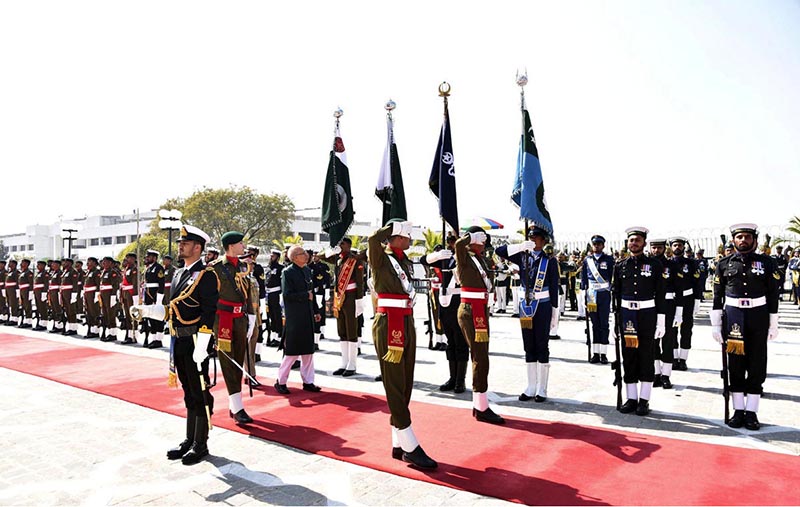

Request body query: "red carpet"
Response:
[1, 332, 798, 505]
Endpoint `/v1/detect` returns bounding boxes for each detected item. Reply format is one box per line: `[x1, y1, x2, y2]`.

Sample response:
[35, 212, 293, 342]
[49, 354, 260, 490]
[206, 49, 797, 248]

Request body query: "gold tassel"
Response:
[167, 371, 178, 388]
[475, 330, 489, 343]
[624, 335, 639, 348]
[218, 338, 232, 353]
[519, 317, 533, 329]
[587, 303, 598, 313]
[726, 339, 745, 355]
[382, 347, 403, 363]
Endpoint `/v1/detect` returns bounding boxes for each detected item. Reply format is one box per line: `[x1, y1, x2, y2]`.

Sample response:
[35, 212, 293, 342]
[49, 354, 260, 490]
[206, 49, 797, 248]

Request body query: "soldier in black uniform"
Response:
[132, 225, 217, 465]
[695, 249, 709, 302]
[162, 255, 176, 299]
[265, 249, 284, 347]
[82, 257, 102, 338]
[649, 239, 683, 389]
[670, 237, 701, 371]
[74, 260, 85, 319]
[310, 251, 331, 346]
[143, 249, 166, 348]
[771, 246, 788, 300]
[711, 223, 780, 431]
[204, 247, 219, 265]
[612, 227, 666, 416]
[47, 259, 64, 333]
[17, 259, 34, 328]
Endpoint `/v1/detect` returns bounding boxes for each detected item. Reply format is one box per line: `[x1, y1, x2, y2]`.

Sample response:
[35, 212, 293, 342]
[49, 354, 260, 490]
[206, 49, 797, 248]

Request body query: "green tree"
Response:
[116, 234, 170, 262]
[152, 185, 294, 248]
[0, 241, 7, 260]
[419, 229, 442, 254]
[349, 235, 366, 252]
[774, 216, 800, 247]
[272, 234, 303, 250]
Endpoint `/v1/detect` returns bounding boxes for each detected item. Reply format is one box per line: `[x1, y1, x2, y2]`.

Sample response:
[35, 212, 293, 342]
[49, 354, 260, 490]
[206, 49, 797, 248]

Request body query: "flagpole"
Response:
[382, 99, 396, 226]
[516, 70, 529, 236]
[438, 82, 451, 248]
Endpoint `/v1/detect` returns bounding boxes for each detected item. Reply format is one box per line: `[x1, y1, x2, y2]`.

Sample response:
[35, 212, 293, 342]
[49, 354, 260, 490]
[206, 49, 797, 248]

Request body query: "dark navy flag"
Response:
[428, 106, 459, 233]
[511, 105, 553, 236]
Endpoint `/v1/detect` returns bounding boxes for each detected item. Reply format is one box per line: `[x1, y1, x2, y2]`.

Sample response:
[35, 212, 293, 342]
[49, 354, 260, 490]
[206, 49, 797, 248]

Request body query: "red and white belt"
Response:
[460, 287, 488, 300]
[18, 284, 30, 289]
[60, 285, 74, 291]
[49, 285, 61, 291]
[145, 283, 159, 288]
[121, 284, 134, 293]
[33, 284, 45, 290]
[4, 282, 17, 287]
[84, 286, 97, 293]
[99, 284, 114, 292]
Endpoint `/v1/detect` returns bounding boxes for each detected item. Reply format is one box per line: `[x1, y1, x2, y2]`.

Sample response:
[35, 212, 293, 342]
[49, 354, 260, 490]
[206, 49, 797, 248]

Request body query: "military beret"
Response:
[125, 253, 137, 259]
[0, 260, 6, 264]
[102, 256, 114, 262]
[221, 231, 245, 248]
[51, 259, 62, 264]
[339, 237, 352, 246]
[591, 234, 606, 244]
[61, 257, 73, 263]
[36, 260, 47, 266]
[445, 233, 457, 242]
[730, 223, 758, 236]
[625, 226, 649, 239]
[87, 257, 98, 262]
[176, 225, 210, 246]
[649, 238, 667, 247]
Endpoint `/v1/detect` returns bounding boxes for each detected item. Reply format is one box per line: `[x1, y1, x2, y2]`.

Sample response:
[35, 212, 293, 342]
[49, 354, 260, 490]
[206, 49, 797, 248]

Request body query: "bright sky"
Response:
[1, 1, 798, 240]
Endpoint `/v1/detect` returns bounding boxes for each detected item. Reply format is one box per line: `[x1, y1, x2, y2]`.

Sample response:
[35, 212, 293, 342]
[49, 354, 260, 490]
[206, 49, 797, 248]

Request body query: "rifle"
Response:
[721, 312, 730, 423]
[584, 290, 592, 362]
[424, 279, 434, 350]
[611, 296, 623, 411]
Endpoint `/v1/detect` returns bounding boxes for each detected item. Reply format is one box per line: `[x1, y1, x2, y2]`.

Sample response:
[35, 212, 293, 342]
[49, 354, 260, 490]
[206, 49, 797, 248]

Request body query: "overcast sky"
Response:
[1, 1, 798, 240]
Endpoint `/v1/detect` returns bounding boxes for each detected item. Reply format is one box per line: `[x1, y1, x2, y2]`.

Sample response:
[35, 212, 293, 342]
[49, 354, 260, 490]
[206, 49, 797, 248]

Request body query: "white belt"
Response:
[377, 298, 413, 309]
[665, 292, 675, 300]
[442, 288, 461, 295]
[99, 284, 114, 291]
[49, 285, 61, 291]
[84, 286, 97, 292]
[266, 286, 281, 294]
[725, 296, 766, 309]
[165, 283, 171, 288]
[121, 284, 133, 290]
[461, 291, 487, 300]
[517, 288, 551, 300]
[60, 285, 73, 290]
[621, 299, 656, 310]
[145, 283, 159, 288]
[33, 284, 45, 289]
[431, 282, 442, 290]
[590, 282, 610, 290]
[18, 284, 30, 289]
[4, 282, 16, 287]
[345, 282, 357, 291]
[683, 288, 694, 296]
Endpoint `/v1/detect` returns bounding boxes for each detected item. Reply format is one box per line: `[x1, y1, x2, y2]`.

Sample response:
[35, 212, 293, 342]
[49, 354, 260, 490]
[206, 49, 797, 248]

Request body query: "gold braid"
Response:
[168, 268, 217, 327]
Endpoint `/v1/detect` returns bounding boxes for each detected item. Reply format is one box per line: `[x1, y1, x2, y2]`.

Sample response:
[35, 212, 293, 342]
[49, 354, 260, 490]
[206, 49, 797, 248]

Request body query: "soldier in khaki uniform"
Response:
[32, 260, 49, 330]
[82, 257, 102, 338]
[324, 237, 365, 376]
[208, 231, 257, 425]
[47, 259, 64, 333]
[369, 220, 437, 470]
[5, 259, 20, 326]
[17, 259, 34, 328]
[74, 260, 85, 318]
[59, 258, 79, 336]
[120, 253, 139, 344]
[99, 256, 121, 341]
[0, 260, 7, 323]
[455, 226, 504, 425]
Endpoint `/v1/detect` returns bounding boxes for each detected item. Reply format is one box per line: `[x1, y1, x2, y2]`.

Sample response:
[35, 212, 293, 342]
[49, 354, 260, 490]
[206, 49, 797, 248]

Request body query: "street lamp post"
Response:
[62, 228, 78, 258]
[158, 209, 183, 258]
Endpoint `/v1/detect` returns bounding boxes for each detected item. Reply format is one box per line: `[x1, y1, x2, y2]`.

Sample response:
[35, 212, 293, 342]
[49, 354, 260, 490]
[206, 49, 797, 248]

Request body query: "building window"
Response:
[319, 233, 330, 242]
[116, 236, 126, 244]
[11, 246, 17, 252]
[299, 232, 315, 241]
[19, 245, 26, 251]
[129, 235, 137, 242]
[27, 244, 34, 250]
[102, 237, 112, 245]
[90, 238, 99, 246]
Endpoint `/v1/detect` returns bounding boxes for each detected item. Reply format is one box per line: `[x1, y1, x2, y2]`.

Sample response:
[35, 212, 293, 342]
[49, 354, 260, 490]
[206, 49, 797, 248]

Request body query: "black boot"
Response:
[589, 353, 600, 364]
[182, 417, 209, 465]
[600, 354, 609, 365]
[744, 411, 760, 431]
[619, 399, 638, 413]
[727, 409, 745, 428]
[402, 446, 438, 469]
[635, 399, 650, 416]
[439, 360, 457, 392]
[454, 361, 468, 394]
[167, 412, 196, 460]
[661, 376, 673, 389]
[653, 374, 663, 388]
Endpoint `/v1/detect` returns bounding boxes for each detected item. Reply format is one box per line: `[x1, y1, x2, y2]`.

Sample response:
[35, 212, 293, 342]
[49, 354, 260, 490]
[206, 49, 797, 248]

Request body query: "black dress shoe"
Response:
[534, 395, 546, 403]
[453, 382, 465, 394]
[727, 409, 745, 428]
[439, 379, 456, 392]
[576, 316, 586, 321]
[549, 335, 561, 340]
[122, 337, 136, 344]
[314, 344, 319, 351]
[661, 376, 673, 389]
[167, 439, 193, 460]
[181, 443, 209, 465]
[147, 340, 163, 349]
[63, 330, 78, 336]
[519, 393, 533, 401]
[473, 407, 505, 425]
[34, 325, 47, 331]
[589, 354, 600, 364]
[332, 368, 346, 376]
[600, 354, 609, 365]
[319, 334, 325, 340]
[49, 328, 61, 334]
[291, 360, 301, 370]
[302, 383, 321, 392]
[230, 409, 254, 424]
[247, 378, 262, 387]
[391, 447, 403, 460]
[653, 374, 663, 388]
[85, 332, 99, 339]
[273, 382, 290, 395]
[402, 445, 438, 469]
[635, 399, 650, 416]
[744, 411, 760, 431]
[18, 323, 31, 329]
[619, 399, 638, 413]
[374, 375, 382, 382]
[342, 369, 356, 377]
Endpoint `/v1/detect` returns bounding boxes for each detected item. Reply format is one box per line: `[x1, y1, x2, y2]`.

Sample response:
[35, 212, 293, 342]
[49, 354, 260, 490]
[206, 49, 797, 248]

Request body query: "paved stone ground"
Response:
[1, 299, 798, 506]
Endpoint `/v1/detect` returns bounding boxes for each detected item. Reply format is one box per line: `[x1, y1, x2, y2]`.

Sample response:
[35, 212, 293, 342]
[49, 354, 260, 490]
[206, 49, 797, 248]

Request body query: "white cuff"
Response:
[769, 313, 779, 328]
[156, 293, 163, 305]
[710, 309, 723, 327]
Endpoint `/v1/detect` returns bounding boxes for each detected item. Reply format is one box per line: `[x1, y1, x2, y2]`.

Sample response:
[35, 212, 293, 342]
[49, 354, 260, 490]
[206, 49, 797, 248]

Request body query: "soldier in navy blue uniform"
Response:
[711, 223, 780, 430]
[496, 226, 559, 402]
[612, 227, 666, 416]
[265, 249, 284, 347]
[580, 234, 614, 365]
[142, 249, 166, 349]
[421, 233, 470, 394]
[132, 225, 218, 465]
[649, 239, 683, 389]
[695, 249, 709, 301]
[309, 251, 331, 347]
[670, 237, 701, 371]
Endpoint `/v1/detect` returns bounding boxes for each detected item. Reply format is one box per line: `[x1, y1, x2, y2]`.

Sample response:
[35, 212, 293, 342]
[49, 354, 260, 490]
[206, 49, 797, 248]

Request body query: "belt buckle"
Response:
[629, 301, 639, 310]
[740, 298, 751, 308]
[234, 306, 242, 314]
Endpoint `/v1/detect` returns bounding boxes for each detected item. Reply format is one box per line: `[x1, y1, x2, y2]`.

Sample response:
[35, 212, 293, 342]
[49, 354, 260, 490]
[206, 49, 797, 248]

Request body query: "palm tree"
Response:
[420, 228, 443, 254]
[272, 234, 303, 249]
[773, 216, 800, 247]
[349, 235, 366, 252]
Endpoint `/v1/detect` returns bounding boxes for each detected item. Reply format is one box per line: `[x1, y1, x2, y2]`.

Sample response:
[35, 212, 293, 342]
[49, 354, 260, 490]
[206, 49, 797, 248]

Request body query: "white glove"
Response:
[549, 309, 559, 334]
[132, 295, 140, 305]
[247, 314, 256, 339]
[672, 307, 683, 327]
[469, 231, 487, 245]
[325, 246, 341, 257]
[521, 241, 536, 252]
[655, 314, 666, 339]
[131, 304, 166, 321]
[506, 241, 535, 256]
[768, 313, 779, 341]
[390, 220, 412, 237]
[70, 293, 77, 303]
[693, 300, 700, 317]
[426, 250, 453, 263]
[156, 293, 163, 305]
[355, 298, 365, 317]
[110, 295, 117, 306]
[193, 331, 213, 365]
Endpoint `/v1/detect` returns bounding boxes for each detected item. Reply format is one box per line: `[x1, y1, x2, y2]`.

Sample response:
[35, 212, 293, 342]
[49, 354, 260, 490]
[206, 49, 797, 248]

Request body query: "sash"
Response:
[621, 307, 639, 349]
[586, 257, 607, 313]
[439, 275, 457, 308]
[724, 305, 745, 355]
[520, 256, 548, 330]
[470, 254, 493, 291]
[462, 288, 489, 342]
[216, 298, 245, 353]
[387, 254, 414, 296]
[334, 256, 357, 317]
[377, 293, 413, 363]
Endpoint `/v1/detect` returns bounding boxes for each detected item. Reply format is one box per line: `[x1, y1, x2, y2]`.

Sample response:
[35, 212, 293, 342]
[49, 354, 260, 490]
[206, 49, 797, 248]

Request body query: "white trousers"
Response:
[277, 354, 315, 385]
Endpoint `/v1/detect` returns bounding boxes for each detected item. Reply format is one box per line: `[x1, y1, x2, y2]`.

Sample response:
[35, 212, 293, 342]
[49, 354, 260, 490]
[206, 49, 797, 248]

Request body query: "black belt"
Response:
[171, 325, 198, 337]
[217, 301, 245, 315]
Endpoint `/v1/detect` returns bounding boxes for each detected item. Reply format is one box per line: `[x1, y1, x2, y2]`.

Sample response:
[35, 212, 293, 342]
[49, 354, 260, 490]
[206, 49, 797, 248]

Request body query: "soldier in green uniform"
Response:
[0, 259, 7, 324]
[5, 259, 20, 326]
[455, 226, 505, 424]
[32, 260, 49, 330]
[99, 256, 120, 341]
[120, 254, 139, 344]
[17, 259, 34, 328]
[208, 231, 257, 425]
[59, 258, 79, 336]
[82, 257, 102, 338]
[74, 260, 85, 318]
[324, 237, 365, 376]
[47, 259, 64, 333]
[369, 220, 437, 470]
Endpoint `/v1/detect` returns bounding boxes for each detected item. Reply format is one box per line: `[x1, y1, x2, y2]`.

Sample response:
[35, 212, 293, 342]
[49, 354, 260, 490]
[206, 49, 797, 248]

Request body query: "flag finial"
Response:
[438, 82, 451, 97]
[385, 99, 396, 111]
[333, 107, 343, 119]
[516, 70, 528, 87]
